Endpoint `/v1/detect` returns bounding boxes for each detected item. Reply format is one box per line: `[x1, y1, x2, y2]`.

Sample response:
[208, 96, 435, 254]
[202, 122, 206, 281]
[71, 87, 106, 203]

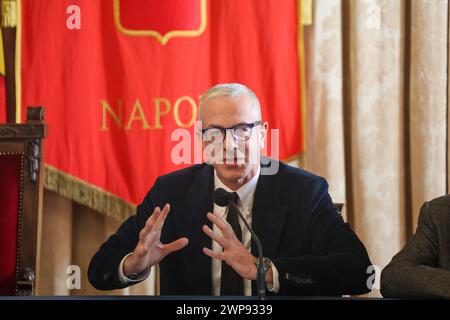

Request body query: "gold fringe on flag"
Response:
[44, 165, 137, 221]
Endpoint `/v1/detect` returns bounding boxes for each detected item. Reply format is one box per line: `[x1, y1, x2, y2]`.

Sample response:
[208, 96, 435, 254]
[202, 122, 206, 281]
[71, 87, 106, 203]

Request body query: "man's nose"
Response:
[223, 130, 237, 152]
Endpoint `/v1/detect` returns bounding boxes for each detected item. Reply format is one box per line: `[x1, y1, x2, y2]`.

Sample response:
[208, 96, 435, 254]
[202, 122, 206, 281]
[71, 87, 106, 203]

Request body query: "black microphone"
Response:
[213, 188, 266, 300]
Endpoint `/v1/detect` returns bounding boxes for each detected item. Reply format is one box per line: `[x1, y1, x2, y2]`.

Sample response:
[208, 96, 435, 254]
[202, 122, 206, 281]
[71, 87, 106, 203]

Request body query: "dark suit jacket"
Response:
[88, 159, 372, 296]
[381, 195, 450, 299]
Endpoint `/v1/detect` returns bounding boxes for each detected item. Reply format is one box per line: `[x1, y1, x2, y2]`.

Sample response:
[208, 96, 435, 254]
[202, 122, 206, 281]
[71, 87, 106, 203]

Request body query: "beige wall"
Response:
[37, 190, 156, 296]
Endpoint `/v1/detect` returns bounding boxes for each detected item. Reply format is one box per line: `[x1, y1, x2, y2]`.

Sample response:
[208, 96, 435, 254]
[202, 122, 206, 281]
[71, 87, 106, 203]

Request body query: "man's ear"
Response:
[195, 120, 203, 139]
[260, 122, 268, 149]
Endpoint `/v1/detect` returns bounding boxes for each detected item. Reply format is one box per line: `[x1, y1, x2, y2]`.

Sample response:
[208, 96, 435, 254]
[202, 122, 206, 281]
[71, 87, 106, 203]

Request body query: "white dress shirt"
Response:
[212, 165, 279, 295]
[118, 165, 280, 295]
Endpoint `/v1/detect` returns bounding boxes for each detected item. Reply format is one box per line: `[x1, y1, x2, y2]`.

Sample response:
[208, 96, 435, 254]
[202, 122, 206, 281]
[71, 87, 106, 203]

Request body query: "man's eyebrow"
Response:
[206, 124, 223, 128]
[205, 122, 251, 129]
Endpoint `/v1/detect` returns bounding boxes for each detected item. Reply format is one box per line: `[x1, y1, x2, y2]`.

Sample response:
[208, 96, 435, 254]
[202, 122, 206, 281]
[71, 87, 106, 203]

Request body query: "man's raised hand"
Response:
[123, 204, 189, 276]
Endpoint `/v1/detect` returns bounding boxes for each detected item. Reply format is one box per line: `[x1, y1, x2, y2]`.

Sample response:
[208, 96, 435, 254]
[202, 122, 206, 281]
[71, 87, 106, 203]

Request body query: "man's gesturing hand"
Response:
[123, 204, 189, 277]
[202, 211, 258, 281]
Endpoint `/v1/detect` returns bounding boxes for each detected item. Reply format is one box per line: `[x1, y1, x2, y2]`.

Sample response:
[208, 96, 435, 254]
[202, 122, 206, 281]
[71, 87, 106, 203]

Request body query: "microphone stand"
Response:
[228, 201, 266, 300]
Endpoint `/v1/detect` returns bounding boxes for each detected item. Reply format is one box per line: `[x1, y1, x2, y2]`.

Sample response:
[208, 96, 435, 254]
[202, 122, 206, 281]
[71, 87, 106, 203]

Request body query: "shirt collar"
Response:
[213, 165, 261, 215]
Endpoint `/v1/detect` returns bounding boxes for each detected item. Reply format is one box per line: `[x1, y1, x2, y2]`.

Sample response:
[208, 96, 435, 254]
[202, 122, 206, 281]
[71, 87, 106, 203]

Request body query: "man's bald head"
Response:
[199, 83, 262, 121]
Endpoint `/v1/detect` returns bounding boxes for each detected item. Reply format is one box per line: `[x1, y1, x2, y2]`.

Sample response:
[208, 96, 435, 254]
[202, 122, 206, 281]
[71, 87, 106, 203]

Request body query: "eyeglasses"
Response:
[201, 120, 262, 144]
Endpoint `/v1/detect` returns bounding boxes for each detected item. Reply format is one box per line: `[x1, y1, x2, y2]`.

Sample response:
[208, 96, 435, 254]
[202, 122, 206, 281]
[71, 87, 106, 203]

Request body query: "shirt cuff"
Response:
[266, 263, 280, 293]
[117, 252, 151, 284]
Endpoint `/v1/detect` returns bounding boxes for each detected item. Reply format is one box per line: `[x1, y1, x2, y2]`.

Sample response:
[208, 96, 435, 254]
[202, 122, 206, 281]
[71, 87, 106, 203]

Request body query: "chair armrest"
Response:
[16, 267, 35, 296]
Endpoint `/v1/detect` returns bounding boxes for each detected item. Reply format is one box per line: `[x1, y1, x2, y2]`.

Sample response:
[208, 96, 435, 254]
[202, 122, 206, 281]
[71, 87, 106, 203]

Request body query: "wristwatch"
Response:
[255, 257, 272, 273]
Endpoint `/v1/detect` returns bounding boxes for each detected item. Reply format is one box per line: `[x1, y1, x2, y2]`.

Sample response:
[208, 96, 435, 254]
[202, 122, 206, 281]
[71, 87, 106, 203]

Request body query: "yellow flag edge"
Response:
[0, 29, 5, 76]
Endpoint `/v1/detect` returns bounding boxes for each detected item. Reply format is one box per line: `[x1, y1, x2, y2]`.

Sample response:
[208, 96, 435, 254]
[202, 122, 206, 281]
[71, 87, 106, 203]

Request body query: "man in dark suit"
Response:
[381, 195, 450, 299]
[88, 83, 372, 296]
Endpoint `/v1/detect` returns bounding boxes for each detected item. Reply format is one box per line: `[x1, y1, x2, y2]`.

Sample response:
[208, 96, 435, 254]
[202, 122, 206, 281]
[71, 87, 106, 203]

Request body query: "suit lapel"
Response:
[175, 164, 214, 294]
[251, 172, 288, 258]
[250, 160, 288, 294]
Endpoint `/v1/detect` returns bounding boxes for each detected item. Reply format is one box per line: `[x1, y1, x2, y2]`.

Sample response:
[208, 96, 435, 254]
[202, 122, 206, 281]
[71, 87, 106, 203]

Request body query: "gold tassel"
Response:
[301, 0, 313, 26]
[1, 0, 17, 28]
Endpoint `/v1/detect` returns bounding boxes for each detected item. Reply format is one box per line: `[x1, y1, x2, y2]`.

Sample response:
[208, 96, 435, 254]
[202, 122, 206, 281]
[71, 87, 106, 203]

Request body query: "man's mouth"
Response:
[223, 157, 245, 165]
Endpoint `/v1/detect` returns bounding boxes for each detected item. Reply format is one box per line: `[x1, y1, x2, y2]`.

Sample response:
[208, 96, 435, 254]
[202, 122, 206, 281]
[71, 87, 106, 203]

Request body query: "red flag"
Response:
[20, 0, 303, 216]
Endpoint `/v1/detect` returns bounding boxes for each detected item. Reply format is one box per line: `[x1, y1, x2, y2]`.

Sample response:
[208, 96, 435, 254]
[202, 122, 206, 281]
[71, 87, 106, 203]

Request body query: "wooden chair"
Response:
[0, 107, 47, 295]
